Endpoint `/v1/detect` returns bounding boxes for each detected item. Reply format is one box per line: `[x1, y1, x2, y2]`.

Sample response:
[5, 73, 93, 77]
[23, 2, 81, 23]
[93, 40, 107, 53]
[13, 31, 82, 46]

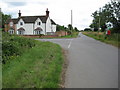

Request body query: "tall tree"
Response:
[0, 11, 11, 28]
[68, 24, 73, 30]
[90, 0, 120, 33]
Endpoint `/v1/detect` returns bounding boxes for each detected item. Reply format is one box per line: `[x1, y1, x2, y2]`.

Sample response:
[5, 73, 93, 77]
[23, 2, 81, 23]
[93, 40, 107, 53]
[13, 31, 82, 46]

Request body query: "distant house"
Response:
[4, 8, 56, 35]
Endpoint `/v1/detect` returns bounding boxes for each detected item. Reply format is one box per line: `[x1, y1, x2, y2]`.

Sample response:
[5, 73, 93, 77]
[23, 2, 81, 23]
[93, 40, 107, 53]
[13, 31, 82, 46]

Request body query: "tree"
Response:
[56, 24, 68, 31]
[74, 27, 79, 32]
[90, 0, 120, 33]
[0, 11, 11, 28]
[68, 24, 73, 30]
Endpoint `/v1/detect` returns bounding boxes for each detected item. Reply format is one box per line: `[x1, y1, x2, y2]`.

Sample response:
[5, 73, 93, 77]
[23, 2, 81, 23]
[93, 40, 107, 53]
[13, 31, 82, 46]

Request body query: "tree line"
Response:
[56, 24, 79, 32]
[89, 0, 120, 33]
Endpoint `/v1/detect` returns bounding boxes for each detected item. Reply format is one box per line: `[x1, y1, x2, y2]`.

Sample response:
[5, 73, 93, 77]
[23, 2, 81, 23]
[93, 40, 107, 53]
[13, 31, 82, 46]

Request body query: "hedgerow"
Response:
[2, 32, 36, 64]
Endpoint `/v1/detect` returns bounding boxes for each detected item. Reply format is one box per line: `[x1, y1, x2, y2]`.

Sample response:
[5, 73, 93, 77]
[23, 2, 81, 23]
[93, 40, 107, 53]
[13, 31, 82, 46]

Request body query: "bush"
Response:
[2, 32, 36, 64]
[2, 41, 21, 64]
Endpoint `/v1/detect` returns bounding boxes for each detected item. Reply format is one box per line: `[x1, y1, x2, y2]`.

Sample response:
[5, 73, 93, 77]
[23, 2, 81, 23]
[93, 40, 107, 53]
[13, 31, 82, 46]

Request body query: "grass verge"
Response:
[32, 32, 79, 39]
[2, 41, 64, 88]
[82, 31, 120, 48]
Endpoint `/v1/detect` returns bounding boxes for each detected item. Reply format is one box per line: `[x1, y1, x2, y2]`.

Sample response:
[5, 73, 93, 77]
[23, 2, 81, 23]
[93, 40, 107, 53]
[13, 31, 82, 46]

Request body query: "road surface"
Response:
[36, 32, 118, 88]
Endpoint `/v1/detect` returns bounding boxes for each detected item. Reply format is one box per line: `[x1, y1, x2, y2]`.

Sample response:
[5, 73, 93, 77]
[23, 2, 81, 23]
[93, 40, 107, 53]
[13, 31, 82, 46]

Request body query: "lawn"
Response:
[82, 31, 120, 47]
[2, 33, 64, 88]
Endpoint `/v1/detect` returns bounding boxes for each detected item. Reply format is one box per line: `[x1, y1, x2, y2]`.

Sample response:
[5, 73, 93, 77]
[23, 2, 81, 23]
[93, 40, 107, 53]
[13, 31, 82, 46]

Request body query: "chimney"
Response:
[46, 8, 49, 17]
[18, 10, 21, 17]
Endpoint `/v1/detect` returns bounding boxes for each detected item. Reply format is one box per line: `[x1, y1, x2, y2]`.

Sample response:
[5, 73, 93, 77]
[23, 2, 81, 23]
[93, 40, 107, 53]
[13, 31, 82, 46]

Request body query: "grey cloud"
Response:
[37, 2, 48, 5]
[6, 2, 26, 6]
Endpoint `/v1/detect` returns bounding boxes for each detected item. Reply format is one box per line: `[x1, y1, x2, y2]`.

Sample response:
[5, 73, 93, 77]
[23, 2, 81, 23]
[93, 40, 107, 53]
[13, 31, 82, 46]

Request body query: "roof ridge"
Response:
[21, 15, 46, 17]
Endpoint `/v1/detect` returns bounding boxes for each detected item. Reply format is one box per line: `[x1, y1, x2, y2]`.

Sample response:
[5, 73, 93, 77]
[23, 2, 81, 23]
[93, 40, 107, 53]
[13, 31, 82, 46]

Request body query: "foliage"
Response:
[82, 31, 120, 47]
[74, 27, 79, 32]
[56, 24, 79, 32]
[2, 40, 64, 88]
[68, 24, 73, 30]
[2, 32, 35, 64]
[0, 11, 11, 28]
[56, 24, 67, 31]
[84, 28, 92, 31]
[90, 0, 120, 33]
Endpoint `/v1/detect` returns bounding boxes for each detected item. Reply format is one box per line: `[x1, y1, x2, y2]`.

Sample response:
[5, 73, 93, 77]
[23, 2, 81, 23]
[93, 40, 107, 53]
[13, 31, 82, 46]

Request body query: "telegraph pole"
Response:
[71, 10, 73, 35]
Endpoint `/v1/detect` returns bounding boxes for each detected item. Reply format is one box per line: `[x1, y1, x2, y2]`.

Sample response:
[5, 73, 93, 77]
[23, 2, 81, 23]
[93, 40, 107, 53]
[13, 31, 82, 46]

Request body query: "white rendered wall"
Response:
[52, 25, 56, 32]
[34, 18, 45, 35]
[17, 19, 25, 29]
[24, 23, 33, 35]
[46, 17, 52, 33]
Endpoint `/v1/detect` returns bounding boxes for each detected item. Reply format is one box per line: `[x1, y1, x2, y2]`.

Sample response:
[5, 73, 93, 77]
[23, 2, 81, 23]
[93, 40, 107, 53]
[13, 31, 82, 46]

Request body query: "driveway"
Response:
[36, 32, 118, 88]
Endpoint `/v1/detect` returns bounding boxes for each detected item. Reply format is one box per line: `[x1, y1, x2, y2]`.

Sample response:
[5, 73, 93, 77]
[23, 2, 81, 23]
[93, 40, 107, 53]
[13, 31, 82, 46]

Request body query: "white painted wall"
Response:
[24, 23, 33, 35]
[17, 19, 25, 29]
[15, 17, 56, 35]
[34, 18, 45, 35]
[34, 18, 42, 29]
[46, 17, 52, 33]
[52, 25, 56, 32]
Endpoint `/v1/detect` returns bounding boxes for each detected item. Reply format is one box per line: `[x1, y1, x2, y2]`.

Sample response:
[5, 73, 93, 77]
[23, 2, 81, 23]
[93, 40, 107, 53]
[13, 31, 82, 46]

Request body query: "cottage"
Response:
[5, 9, 56, 35]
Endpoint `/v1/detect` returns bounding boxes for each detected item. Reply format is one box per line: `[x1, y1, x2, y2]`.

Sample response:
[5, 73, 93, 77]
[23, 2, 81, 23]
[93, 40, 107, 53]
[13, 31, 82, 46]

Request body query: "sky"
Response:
[0, 0, 111, 30]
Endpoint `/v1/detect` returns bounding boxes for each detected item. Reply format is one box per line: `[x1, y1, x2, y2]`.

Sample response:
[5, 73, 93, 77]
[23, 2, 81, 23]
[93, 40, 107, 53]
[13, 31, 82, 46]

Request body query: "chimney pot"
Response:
[18, 10, 21, 17]
[46, 8, 49, 17]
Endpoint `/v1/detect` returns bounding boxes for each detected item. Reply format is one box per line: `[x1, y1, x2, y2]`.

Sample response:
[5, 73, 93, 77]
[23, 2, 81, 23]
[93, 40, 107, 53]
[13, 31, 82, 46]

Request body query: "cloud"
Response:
[6, 2, 27, 6]
[1, 0, 111, 30]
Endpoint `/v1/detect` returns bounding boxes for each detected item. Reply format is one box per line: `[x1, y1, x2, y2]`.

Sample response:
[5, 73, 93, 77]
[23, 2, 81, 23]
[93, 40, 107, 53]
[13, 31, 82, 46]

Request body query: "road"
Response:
[36, 32, 118, 88]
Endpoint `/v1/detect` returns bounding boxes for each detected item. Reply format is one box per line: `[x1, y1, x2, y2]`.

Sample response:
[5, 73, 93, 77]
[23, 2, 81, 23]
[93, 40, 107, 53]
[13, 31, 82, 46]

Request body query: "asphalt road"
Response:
[36, 32, 118, 88]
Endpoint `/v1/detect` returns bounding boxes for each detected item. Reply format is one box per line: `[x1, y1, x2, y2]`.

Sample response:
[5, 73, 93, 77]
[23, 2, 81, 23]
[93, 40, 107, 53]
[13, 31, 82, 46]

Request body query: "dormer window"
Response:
[10, 22, 13, 27]
[20, 22, 23, 25]
[37, 22, 41, 25]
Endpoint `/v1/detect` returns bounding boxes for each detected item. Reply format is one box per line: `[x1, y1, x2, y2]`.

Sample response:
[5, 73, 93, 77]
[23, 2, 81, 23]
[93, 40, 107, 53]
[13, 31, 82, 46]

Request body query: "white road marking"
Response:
[68, 39, 73, 48]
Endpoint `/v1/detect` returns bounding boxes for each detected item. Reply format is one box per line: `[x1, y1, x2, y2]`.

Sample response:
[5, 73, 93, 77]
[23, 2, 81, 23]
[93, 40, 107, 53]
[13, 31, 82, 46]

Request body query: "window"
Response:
[18, 30, 24, 35]
[37, 22, 41, 25]
[20, 22, 23, 25]
[8, 29, 14, 34]
[10, 22, 13, 27]
[35, 30, 41, 35]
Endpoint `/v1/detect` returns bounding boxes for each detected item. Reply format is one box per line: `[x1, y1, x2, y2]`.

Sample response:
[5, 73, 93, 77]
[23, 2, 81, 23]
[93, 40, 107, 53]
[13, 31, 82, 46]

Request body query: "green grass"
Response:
[60, 32, 79, 38]
[2, 41, 64, 88]
[82, 31, 120, 47]
[33, 32, 79, 39]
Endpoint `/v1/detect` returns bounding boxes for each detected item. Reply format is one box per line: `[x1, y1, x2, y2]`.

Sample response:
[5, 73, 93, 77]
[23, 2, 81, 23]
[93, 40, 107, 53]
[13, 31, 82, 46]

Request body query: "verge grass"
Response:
[82, 31, 120, 47]
[2, 40, 64, 88]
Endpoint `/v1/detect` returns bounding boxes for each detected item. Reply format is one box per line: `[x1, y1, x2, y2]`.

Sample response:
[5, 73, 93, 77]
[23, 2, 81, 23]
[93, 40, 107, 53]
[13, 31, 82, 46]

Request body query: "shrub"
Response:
[2, 32, 36, 64]
[2, 41, 21, 64]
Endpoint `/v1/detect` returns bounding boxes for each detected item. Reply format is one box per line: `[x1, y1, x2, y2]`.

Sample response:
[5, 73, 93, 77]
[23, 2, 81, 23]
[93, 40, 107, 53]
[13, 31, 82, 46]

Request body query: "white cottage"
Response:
[5, 9, 56, 35]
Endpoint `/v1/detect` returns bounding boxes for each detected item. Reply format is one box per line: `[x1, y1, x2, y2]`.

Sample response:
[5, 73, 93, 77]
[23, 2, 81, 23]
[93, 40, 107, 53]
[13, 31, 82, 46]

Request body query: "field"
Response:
[2, 32, 64, 88]
[82, 31, 120, 47]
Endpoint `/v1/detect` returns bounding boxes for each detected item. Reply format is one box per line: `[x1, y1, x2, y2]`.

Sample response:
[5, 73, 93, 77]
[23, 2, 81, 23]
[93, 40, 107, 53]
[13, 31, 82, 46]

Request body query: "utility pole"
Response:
[99, 17, 100, 31]
[98, 8, 101, 32]
[71, 10, 73, 35]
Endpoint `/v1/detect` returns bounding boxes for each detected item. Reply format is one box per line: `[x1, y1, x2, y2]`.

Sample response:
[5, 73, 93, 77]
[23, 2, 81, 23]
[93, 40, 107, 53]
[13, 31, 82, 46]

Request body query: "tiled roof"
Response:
[6, 15, 56, 25]
[20, 16, 48, 23]
[34, 27, 43, 31]
[51, 19, 56, 25]
[17, 27, 25, 31]
[6, 18, 18, 24]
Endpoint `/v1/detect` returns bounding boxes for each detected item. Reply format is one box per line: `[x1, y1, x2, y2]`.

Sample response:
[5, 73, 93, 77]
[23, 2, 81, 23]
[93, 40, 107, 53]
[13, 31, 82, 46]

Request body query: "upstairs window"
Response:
[10, 22, 13, 27]
[20, 22, 23, 25]
[37, 22, 41, 25]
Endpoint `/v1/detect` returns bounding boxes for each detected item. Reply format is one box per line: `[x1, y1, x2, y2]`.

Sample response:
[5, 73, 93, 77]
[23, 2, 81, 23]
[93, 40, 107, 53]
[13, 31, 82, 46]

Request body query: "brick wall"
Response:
[56, 30, 68, 36]
[21, 35, 58, 38]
